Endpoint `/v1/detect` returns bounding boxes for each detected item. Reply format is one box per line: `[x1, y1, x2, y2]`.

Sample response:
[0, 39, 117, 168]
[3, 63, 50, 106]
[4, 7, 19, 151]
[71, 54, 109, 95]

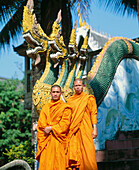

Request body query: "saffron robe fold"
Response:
[67, 92, 98, 170]
[36, 100, 72, 170]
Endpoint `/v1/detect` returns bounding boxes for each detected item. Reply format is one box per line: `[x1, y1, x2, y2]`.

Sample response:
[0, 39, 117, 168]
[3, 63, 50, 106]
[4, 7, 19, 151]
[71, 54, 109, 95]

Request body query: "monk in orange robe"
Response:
[67, 79, 98, 170]
[36, 85, 72, 170]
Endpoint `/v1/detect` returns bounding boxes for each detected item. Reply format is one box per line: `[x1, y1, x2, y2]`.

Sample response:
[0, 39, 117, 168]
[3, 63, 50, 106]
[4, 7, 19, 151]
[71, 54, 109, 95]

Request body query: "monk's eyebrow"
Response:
[52, 91, 60, 92]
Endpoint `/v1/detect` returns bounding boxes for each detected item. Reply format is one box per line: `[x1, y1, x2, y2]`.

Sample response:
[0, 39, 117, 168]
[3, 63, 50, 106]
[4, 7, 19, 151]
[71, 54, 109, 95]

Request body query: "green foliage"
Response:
[0, 79, 34, 168]
[3, 141, 34, 169]
[0, 79, 24, 112]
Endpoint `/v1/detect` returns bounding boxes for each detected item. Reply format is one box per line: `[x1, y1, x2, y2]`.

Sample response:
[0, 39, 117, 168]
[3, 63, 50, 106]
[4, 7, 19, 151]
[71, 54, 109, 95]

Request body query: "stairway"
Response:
[96, 130, 139, 170]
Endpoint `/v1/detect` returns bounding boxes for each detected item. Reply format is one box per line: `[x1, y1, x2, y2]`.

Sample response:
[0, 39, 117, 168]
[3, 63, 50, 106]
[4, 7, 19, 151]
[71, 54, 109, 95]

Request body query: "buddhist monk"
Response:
[36, 85, 72, 170]
[67, 79, 98, 170]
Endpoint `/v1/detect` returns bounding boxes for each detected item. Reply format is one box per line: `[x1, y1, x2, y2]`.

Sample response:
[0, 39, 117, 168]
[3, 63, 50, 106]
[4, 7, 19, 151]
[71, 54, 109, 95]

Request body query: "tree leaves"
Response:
[0, 79, 33, 167]
[0, 79, 24, 112]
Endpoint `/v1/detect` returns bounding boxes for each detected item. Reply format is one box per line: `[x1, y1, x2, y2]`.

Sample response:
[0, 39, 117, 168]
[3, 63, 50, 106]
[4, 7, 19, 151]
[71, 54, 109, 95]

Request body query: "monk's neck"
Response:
[75, 91, 84, 96]
[51, 99, 61, 104]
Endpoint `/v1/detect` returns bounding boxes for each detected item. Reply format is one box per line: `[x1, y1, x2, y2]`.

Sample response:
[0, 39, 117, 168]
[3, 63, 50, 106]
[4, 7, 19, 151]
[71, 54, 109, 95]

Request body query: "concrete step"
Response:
[106, 138, 139, 150]
[97, 159, 139, 170]
[106, 148, 139, 161]
[115, 130, 139, 140]
[96, 130, 139, 169]
[96, 147, 139, 162]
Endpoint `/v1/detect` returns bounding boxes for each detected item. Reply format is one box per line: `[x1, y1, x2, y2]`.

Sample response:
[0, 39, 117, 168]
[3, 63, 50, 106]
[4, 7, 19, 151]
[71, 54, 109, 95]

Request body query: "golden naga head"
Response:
[79, 29, 90, 61]
[68, 21, 79, 59]
[22, 0, 90, 65]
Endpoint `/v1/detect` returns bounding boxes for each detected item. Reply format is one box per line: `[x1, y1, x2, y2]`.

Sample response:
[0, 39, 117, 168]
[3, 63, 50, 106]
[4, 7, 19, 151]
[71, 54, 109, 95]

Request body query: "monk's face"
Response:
[51, 87, 62, 101]
[74, 80, 84, 95]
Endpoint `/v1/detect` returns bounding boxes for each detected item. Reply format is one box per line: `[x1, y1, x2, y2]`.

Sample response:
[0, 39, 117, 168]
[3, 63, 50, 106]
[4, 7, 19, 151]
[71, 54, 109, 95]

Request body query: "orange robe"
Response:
[67, 92, 98, 170]
[36, 100, 72, 170]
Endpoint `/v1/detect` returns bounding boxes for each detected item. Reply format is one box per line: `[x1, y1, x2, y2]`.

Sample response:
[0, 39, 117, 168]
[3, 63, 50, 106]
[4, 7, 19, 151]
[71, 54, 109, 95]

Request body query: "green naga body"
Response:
[88, 38, 139, 106]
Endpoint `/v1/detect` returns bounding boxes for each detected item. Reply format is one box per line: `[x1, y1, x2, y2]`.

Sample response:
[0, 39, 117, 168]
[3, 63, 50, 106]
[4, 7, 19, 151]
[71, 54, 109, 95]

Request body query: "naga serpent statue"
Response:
[22, 0, 139, 115]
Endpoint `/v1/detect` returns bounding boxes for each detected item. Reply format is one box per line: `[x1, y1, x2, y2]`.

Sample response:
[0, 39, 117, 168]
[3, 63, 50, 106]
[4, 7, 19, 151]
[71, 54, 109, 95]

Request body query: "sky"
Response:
[0, 1, 138, 80]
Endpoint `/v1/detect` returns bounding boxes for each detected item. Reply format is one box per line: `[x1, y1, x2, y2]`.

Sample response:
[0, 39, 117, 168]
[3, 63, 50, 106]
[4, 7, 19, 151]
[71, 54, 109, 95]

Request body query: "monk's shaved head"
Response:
[74, 78, 83, 85]
[51, 85, 61, 92]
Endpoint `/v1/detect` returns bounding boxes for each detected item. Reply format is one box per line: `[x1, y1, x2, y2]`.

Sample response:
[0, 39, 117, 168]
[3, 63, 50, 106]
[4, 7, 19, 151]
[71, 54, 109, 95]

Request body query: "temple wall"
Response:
[95, 58, 139, 150]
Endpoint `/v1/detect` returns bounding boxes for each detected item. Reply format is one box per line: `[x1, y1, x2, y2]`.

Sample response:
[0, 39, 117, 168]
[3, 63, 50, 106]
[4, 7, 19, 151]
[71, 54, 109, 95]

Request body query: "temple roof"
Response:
[13, 41, 28, 57]
[76, 27, 110, 51]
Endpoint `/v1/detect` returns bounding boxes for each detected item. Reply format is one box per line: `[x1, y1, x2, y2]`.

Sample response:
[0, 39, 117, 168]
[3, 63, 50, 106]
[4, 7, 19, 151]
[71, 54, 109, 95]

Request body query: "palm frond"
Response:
[0, 5, 24, 50]
[98, 0, 137, 17]
[0, 0, 26, 23]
